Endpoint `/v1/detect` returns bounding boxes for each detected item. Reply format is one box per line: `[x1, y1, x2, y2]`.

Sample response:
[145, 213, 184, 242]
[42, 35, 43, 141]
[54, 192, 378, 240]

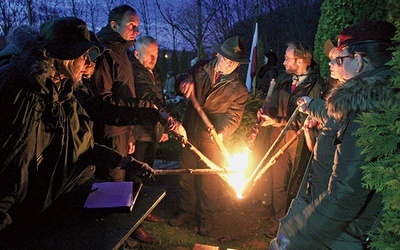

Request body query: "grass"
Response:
[127, 170, 272, 250]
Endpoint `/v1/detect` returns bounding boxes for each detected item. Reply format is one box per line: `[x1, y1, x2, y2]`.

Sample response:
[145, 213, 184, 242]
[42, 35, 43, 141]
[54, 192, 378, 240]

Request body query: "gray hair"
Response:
[135, 36, 157, 51]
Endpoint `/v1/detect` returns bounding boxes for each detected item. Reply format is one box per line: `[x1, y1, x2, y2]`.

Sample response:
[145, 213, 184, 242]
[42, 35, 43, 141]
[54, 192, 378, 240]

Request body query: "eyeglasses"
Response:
[334, 54, 354, 66]
[82, 53, 92, 64]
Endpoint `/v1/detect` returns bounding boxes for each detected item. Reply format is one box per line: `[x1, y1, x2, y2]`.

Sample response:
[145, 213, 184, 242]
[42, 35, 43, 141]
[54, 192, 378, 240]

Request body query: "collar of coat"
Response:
[326, 67, 395, 121]
[97, 25, 135, 50]
[203, 58, 239, 83]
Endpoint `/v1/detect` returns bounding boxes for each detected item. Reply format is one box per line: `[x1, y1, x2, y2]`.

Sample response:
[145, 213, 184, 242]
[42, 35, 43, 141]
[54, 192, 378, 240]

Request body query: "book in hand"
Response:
[83, 181, 142, 212]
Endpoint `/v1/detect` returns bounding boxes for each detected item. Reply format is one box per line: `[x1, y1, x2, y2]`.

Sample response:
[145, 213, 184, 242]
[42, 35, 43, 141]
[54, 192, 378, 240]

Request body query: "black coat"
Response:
[281, 67, 395, 249]
[0, 47, 122, 231]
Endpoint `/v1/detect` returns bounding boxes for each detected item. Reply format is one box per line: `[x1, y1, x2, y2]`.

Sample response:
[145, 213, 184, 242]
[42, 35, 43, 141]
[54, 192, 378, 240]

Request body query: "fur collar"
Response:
[326, 67, 394, 121]
[1, 26, 58, 94]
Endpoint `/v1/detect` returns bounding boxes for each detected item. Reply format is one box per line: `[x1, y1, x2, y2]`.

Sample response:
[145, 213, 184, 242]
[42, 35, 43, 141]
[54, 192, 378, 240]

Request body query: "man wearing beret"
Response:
[168, 36, 249, 236]
[271, 20, 397, 249]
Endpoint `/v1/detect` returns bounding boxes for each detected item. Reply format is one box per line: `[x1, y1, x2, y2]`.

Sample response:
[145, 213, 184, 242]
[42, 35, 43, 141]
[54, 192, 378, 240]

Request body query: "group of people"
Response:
[0, 2, 396, 248]
[266, 20, 397, 249]
[0, 4, 186, 245]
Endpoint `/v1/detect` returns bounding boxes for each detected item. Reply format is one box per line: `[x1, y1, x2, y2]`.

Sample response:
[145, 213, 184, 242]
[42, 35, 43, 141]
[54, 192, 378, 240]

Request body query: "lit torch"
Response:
[169, 131, 244, 197]
[239, 107, 301, 198]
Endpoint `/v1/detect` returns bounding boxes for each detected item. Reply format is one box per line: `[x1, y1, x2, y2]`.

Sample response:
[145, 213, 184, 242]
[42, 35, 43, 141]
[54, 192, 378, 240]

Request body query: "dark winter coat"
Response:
[74, 80, 160, 127]
[281, 67, 395, 249]
[92, 25, 136, 138]
[0, 27, 123, 231]
[181, 58, 248, 141]
[131, 57, 166, 141]
[265, 68, 323, 201]
[131, 57, 166, 112]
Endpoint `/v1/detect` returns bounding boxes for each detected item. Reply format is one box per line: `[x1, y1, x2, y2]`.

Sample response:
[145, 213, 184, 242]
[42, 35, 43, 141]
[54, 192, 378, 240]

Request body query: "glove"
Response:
[135, 107, 161, 126]
[297, 96, 312, 113]
[138, 99, 155, 108]
[119, 157, 154, 179]
[174, 122, 187, 140]
[166, 116, 187, 140]
[270, 235, 290, 250]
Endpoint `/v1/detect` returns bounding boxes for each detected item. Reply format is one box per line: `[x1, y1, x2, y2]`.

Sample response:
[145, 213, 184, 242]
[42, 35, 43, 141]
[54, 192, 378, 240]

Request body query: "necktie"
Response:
[291, 77, 299, 92]
[214, 71, 222, 84]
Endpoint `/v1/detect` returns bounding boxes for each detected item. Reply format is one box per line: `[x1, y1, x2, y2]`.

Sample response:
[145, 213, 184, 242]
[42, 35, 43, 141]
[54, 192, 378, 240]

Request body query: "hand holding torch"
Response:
[188, 93, 232, 162]
[241, 106, 301, 197]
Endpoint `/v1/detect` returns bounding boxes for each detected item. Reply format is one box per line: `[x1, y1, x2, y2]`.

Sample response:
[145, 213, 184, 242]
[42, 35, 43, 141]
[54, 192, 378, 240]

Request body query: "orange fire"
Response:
[221, 148, 252, 199]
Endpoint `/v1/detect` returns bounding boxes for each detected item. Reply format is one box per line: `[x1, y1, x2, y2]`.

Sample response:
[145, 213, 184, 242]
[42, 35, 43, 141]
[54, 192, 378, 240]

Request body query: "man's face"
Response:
[283, 47, 299, 74]
[114, 11, 140, 41]
[215, 54, 240, 75]
[135, 42, 158, 71]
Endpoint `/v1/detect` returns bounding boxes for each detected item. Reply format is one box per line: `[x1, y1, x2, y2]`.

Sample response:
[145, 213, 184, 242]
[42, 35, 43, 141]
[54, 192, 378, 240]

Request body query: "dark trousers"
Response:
[179, 139, 226, 220]
[262, 128, 298, 220]
[132, 140, 157, 167]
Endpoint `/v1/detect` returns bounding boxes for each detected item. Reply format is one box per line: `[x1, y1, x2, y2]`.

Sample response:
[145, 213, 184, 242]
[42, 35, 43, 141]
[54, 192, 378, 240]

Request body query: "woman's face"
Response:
[71, 52, 92, 83]
[328, 49, 345, 83]
[338, 49, 359, 81]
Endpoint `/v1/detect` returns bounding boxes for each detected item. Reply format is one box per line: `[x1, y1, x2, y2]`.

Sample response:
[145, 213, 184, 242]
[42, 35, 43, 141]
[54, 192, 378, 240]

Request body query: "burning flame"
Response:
[221, 149, 251, 199]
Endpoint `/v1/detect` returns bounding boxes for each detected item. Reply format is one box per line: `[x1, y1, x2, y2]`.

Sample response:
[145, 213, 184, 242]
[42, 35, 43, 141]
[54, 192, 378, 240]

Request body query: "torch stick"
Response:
[153, 169, 234, 175]
[189, 94, 232, 162]
[247, 79, 277, 149]
[252, 127, 305, 185]
[170, 131, 225, 172]
[170, 131, 239, 196]
[240, 106, 301, 197]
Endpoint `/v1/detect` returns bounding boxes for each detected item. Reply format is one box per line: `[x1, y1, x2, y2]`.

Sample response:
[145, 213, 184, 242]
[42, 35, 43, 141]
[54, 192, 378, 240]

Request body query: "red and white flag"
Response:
[245, 22, 258, 92]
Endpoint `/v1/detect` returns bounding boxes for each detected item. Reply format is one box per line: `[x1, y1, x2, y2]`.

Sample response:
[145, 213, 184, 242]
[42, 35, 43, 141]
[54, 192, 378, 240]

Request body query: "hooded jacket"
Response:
[0, 26, 123, 231]
[281, 67, 395, 249]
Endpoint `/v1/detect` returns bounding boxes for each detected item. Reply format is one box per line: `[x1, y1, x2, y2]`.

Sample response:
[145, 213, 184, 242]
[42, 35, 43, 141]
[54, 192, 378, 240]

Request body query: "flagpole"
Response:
[245, 22, 258, 92]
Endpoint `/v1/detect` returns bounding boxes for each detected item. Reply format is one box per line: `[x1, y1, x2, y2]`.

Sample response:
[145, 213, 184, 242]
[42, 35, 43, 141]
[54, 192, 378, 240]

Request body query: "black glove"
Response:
[126, 157, 155, 179]
[135, 107, 161, 126]
[138, 99, 154, 108]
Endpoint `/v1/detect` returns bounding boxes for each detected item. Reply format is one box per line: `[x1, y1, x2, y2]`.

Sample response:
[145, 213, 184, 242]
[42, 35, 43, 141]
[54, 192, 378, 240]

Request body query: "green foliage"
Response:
[355, 103, 400, 161]
[225, 91, 264, 152]
[314, 0, 388, 78]
[354, 1, 400, 247]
